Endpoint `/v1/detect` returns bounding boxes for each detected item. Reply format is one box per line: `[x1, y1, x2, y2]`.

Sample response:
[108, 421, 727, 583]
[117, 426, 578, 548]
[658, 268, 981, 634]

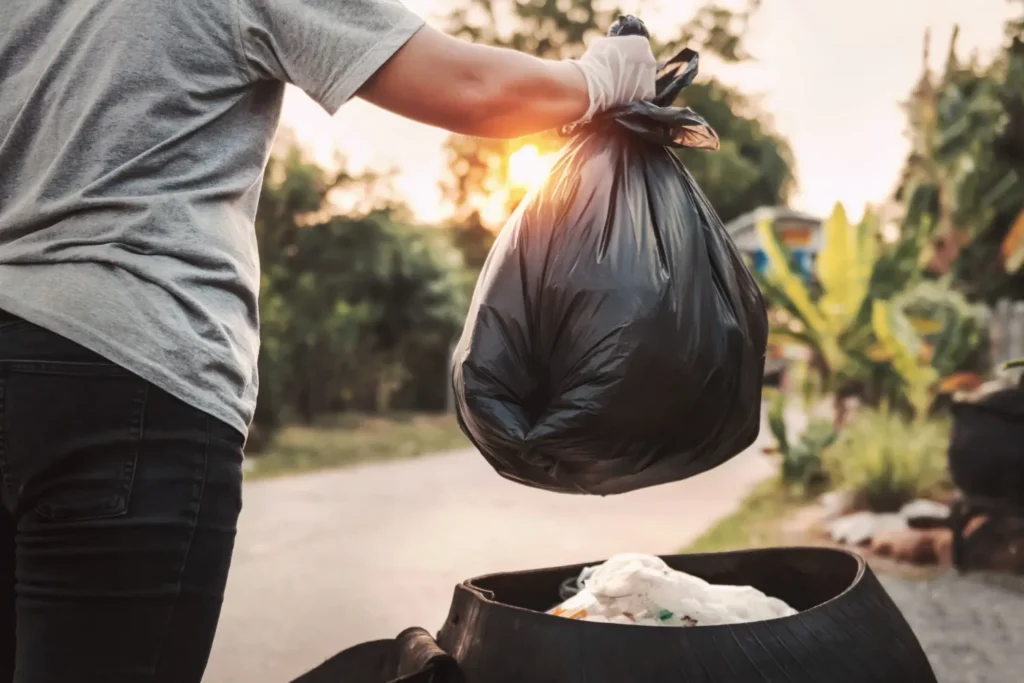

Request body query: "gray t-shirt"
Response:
[0, 0, 424, 436]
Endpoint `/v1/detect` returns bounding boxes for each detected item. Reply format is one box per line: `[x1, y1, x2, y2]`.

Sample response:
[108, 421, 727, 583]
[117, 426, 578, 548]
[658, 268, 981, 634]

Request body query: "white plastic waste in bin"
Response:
[549, 553, 797, 626]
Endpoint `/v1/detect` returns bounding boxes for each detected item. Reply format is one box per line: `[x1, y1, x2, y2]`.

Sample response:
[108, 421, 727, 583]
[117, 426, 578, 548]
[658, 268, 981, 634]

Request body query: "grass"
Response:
[823, 410, 952, 512]
[246, 412, 469, 479]
[684, 481, 807, 554]
[684, 479, 941, 579]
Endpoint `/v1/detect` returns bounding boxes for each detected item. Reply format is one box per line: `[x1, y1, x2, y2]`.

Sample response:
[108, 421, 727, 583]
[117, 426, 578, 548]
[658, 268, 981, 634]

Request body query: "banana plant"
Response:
[763, 390, 835, 495]
[755, 203, 877, 375]
[756, 201, 975, 422]
[895, 279, 989, 387]
[870, 301, 939, 421]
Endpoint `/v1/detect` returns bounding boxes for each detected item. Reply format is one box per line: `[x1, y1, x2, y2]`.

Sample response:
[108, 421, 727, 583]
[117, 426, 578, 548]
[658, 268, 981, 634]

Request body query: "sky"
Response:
[279, 0, 1018, 225]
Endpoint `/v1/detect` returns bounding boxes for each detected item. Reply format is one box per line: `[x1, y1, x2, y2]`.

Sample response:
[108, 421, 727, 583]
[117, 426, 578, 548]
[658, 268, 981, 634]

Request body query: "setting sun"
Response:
[508, 144, 556, 190]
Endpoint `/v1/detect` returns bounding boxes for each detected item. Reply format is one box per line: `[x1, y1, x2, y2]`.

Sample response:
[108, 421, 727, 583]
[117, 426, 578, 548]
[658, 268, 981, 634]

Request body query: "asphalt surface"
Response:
[881, 571, 1024, 683]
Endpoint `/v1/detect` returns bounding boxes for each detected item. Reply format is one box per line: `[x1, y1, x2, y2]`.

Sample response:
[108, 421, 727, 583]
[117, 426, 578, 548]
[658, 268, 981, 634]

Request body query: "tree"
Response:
[673, 80, 796, 224]
[254, 140, 469, 437]
[894, 10, 1024, 301]
[448, 211, 495, 271]
[440, 0, 794, 229]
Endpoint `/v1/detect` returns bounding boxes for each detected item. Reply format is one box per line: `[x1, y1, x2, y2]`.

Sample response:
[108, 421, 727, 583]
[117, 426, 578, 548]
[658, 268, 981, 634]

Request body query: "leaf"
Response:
[757, 217, 821, 326]
[872, 302, 920, 370]
[767, 328, 814, 349]
[1002, 208, 1024, 274]
[756, 216, 845, 370]
[936, 372, 983, 394]
[816, 204, 875, 335]
[919, 342, 935, 365]
[872, 301, 939, 417]
[908, 317, 945, 335]
[866, 343, 892, 362]
[766, 392, 789, 454]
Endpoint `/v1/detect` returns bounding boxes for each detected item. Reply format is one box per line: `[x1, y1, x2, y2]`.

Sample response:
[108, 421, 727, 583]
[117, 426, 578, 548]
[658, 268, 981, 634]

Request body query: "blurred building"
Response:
[725, 206, 822, 278]
[725, 206, 823, 384]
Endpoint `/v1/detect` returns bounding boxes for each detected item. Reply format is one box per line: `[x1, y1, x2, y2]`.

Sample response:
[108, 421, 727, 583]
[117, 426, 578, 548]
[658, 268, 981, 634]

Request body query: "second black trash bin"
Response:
[451, 16, 769, 496]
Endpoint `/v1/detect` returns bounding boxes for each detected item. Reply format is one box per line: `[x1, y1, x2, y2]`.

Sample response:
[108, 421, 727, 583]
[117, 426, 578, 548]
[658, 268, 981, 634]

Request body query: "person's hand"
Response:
[571, 36, 657, 123]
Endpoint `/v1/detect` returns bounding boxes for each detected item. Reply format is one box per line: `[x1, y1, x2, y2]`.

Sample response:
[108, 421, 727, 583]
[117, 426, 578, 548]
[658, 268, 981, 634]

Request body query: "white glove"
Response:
[571, 36, 657, 123]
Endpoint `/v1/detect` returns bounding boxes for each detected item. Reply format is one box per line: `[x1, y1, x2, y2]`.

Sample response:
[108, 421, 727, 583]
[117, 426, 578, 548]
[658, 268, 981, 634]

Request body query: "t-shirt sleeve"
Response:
[235, 0, 425, 114]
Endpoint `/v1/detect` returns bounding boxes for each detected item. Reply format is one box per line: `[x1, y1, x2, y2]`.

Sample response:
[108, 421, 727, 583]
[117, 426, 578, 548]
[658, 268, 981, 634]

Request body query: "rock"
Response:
[932, 529, 954, 566]
[910, 532, 942, 566]
[870, 528, 947, 565]
[957, 516, 1024, 572]
[820, 490, 855, 521]
[828, 512, 874, 546]
[828, 512, 908, 546]
[870, 533, 896, 558]
[900, 499, 951, 525]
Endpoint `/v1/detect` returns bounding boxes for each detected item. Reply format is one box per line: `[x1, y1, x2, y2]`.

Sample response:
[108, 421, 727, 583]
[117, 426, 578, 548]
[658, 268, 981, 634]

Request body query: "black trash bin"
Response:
[435, 548, 937, 683]
[946, 386, 1024, 570]
[293, 548, 936, 683]
[948, 386, 1024, 508]
[290, 627, 461, 683]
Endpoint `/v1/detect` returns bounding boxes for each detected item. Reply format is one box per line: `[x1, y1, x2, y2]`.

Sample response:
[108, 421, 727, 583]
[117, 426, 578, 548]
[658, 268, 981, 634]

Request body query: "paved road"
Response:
[206, 444, 775, 682]
[882, 571, 1024, 683]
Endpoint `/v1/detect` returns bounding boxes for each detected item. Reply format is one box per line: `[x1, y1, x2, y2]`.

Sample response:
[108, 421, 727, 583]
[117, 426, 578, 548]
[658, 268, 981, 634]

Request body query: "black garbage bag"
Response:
[451, 16, 769, 495]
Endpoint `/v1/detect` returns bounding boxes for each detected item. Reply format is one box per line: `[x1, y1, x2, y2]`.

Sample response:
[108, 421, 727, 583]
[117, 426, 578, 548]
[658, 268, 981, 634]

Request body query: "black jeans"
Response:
[0, 311, 243, 682]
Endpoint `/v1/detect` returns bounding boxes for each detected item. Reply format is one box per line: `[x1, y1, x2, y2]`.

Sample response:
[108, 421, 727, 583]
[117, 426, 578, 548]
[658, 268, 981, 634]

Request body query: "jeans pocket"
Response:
[0, 360, 146, 521]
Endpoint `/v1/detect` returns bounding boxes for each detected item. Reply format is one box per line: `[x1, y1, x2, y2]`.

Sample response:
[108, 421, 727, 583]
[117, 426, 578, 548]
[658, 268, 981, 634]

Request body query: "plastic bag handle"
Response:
[652, 47, 701, 108]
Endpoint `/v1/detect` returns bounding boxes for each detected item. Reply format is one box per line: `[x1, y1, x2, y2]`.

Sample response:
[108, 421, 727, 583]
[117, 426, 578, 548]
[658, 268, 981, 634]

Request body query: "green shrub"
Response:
[895, 280, 990, 379]
[766, 392, 836, 496]
[823, 408, 951, 512]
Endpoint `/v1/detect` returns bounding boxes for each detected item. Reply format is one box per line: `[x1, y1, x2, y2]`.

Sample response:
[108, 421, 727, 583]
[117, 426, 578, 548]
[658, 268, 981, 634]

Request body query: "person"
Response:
[0, 1, 656, 680]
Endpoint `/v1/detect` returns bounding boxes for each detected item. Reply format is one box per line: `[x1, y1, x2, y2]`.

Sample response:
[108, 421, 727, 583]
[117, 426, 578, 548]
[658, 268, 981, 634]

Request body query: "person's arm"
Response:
[358, 26, 655, 140]
[357, 26, 586, 139]
[235, 0, 654, 139]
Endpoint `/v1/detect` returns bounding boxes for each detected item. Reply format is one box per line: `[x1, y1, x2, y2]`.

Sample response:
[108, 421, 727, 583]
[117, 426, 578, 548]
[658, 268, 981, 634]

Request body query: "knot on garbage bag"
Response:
[608, 14, 651, 39]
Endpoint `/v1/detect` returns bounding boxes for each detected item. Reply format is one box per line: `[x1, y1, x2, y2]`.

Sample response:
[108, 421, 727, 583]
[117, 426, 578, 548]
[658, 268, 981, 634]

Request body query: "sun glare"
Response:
[508, 145, 555, 190]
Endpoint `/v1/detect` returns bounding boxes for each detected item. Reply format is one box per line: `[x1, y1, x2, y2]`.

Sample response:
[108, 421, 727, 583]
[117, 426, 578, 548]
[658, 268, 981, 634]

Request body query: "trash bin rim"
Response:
[456, 546, 867, 631]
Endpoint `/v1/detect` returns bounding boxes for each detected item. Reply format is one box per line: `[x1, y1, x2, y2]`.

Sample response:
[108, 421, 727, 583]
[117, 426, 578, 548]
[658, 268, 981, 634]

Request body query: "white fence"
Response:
[990, 299, 1024, 370]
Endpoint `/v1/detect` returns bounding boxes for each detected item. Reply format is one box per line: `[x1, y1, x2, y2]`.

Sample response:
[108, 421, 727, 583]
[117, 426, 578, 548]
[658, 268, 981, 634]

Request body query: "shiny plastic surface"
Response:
[451, 29, 769, 496]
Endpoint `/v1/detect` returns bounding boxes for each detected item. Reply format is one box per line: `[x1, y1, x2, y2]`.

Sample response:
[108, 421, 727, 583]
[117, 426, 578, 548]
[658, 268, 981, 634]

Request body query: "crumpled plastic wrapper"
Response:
[548, 554, 797, 627]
